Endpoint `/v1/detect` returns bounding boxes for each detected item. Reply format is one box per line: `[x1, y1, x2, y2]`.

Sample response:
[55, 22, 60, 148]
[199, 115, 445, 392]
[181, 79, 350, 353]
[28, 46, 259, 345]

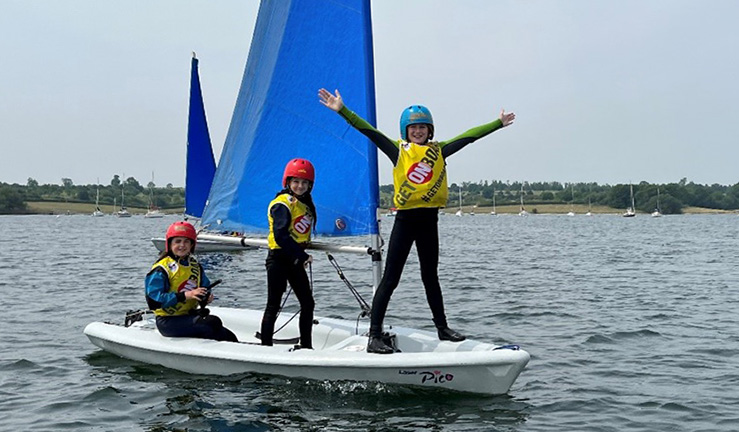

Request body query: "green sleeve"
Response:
[338, 106, 400, 164]
[440, 119, 504, 158]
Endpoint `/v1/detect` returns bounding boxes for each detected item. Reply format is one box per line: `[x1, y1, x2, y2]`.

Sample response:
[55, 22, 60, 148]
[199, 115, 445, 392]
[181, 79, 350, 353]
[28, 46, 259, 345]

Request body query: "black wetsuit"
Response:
[260, 196, 315, 348]
[337, 106, 503, 337]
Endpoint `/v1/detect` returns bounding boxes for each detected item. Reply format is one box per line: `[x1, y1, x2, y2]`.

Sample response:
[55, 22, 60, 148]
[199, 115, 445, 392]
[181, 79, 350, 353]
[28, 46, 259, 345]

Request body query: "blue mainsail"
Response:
[201, 0, 378, 237]
[185, 54, 217, 219]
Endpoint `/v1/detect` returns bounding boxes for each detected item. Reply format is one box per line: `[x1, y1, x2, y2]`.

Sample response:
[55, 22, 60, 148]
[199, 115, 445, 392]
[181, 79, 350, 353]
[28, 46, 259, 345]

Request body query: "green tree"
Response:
[0, 187, 27, 213]
[77, 188, 90, 201]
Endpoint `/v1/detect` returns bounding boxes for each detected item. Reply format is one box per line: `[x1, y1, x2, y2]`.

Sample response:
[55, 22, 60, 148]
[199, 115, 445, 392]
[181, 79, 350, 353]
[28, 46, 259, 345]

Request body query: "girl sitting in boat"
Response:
[319, 88, 515, 354]
[260, 158, 317, 349]
[145, 221, 238, 342]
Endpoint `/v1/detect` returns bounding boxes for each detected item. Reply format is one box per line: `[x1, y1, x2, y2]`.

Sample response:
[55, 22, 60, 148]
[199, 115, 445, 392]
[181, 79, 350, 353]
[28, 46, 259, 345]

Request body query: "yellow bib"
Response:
[150, 256, 202, 316]
[392, 141, 448, 209]
[267, 194, 313, 249]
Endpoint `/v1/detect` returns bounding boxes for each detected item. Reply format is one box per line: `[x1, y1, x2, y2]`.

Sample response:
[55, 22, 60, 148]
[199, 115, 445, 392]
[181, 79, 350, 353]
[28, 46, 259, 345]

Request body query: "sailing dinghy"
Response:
[85, 308, 528, 395]
[87, 0, 529, 395]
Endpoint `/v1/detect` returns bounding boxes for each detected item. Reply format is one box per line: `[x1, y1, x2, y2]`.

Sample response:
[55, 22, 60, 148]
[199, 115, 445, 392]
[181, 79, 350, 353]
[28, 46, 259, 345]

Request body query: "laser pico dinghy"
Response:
[85, 0, 529, 395]
[84, 307, 529, 395]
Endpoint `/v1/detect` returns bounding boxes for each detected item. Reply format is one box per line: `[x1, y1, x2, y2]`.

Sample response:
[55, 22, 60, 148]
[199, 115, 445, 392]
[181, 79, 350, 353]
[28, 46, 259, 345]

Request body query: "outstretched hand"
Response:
[500, 109, 515, 127]
[318, 88, 343, 112]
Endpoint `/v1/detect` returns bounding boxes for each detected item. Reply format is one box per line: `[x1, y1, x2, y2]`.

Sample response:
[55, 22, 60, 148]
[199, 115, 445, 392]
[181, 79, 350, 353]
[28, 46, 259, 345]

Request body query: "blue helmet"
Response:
[399, 105, 434, 141]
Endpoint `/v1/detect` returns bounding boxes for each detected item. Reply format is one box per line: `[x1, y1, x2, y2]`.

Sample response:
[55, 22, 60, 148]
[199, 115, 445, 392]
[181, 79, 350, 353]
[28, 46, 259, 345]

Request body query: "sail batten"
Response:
[201, 0, 378, 237]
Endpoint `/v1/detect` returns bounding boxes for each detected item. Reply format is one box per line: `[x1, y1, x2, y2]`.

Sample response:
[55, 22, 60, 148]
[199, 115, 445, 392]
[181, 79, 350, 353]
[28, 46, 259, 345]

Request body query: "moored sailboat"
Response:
[455, 186, 463, 216]
[144, 172, 165, 218]
[92, 180, 104, 217]
[86, 0, 528, 395]
[623, 184, 636, 217]
[518, 183, 529, 216]
[651, 187, 663, 217]
[490, 189, 497, 215]
[566, 184, 575, 216]
[115, 182, 131, 217]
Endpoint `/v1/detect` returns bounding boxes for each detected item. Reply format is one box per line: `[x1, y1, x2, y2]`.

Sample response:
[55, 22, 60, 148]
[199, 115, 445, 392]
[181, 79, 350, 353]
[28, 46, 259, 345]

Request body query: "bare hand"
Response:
[500, 109, 515, 127]
[304, 254, 313, 268]
[318, 88, 343, 112]
[184, 287, 207, 301]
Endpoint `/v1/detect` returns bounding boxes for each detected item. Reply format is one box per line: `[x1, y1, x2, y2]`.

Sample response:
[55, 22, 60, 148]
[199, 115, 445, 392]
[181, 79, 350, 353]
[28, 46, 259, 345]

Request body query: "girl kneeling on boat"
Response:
[319, 88, 515, 354]
[260, 158, 317, 349]
[145, 221, 238, 342]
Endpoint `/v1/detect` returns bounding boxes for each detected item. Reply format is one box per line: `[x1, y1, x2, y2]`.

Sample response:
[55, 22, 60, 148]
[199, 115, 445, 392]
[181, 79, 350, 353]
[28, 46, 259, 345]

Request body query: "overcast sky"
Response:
[2, 0, 738, 188]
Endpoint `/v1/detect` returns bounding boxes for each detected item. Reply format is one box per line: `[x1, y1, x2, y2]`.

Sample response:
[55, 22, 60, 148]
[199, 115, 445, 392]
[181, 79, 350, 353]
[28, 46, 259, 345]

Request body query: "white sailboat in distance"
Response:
[92, 179, 104, 217]
[518, 184, 529, 216]
[651, 187, 663, 217]
[455, 186, 463, 217]
[623, 184, 636, 217]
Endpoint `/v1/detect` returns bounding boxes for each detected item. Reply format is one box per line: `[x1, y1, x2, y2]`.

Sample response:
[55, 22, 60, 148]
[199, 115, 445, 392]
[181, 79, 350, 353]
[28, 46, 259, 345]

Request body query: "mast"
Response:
[520, 184, 525, 211]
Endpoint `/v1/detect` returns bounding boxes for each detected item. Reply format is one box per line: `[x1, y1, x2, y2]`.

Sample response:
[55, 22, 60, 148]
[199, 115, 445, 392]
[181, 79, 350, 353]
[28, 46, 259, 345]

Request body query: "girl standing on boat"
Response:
[260, 158, 317, 349]
[145, 221, 238, 342]
[319, 88, 515, 354]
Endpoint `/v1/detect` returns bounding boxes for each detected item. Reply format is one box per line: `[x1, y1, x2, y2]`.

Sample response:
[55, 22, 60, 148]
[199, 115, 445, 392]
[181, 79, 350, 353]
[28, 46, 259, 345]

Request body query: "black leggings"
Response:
[156, 314, 238, 342]
[370, 207, 448, 337]
[260, 250, 315, 348]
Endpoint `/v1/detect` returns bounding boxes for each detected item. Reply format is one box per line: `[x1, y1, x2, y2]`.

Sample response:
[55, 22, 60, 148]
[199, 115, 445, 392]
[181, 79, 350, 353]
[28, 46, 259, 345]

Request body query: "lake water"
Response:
[1, 213, 737, 431]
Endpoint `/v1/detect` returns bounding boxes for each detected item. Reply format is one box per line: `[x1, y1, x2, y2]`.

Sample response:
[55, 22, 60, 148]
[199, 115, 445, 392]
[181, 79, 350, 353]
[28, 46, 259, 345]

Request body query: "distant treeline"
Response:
[0, 175, 184, 214]
[380, 178, 739, 214]
[1, 176, 738, 215]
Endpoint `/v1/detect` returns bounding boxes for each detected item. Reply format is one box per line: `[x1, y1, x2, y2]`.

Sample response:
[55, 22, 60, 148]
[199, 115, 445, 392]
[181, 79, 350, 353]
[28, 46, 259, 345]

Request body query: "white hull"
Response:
[145, 210, 165, 218]
[84, 307, 529, 395]
[151, 236, 255, 253]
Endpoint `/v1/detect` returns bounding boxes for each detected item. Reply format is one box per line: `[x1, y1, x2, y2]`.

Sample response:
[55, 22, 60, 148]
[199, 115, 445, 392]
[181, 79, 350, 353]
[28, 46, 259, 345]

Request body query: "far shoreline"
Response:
[2, 201, 734, 216]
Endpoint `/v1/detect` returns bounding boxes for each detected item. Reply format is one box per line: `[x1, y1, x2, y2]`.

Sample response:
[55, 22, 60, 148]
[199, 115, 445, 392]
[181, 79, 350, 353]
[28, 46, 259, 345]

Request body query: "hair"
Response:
[277, 181, 317, 233]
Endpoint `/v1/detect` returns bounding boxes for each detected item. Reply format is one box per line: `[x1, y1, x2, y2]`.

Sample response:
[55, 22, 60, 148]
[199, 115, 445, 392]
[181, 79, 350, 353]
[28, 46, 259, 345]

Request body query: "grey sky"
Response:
[2, 0, 738, 188]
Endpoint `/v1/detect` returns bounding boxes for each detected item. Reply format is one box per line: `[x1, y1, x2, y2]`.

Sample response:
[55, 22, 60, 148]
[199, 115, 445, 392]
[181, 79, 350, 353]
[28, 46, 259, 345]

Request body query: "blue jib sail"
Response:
[185, 55, 217, 219]
[202, 0, 378, 237]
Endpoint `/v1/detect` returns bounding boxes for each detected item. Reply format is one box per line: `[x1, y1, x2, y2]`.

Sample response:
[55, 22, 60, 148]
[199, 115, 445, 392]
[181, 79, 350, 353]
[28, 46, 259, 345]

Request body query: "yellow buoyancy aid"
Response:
[392, 140, 448, 209]
[150, 255, 202, 316]
[267, 193, 313, 249]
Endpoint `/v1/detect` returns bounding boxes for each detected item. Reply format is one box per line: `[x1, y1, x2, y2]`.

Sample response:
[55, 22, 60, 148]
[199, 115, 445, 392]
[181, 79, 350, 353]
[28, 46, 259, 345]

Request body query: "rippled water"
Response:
[1, 213, 737, 431]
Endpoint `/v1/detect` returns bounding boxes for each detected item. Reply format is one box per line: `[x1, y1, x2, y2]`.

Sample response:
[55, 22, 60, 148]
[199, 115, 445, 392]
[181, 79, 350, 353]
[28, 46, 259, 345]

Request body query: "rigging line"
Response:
[326, 252, 371, 316]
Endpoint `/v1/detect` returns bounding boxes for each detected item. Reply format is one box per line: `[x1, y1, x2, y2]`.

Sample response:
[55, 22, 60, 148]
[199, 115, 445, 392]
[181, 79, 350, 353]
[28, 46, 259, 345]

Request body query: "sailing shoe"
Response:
[438, 327, 466, 342]
[367, 336, 394, 354]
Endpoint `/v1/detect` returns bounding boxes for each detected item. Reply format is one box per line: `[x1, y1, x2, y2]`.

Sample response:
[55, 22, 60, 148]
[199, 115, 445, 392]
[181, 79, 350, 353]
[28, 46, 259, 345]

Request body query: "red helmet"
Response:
[165, 221, 197, 252]
[282, 158, 315, 188]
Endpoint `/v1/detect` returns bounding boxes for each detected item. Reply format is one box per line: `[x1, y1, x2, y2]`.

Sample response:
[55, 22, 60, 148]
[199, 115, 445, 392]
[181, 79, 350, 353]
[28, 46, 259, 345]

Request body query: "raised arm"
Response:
[318, 88, 400, 164]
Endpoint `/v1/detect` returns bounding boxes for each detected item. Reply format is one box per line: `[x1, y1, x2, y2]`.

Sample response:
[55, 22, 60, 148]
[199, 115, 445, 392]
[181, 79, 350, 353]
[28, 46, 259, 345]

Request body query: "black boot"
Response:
[367, 336, 394, 354]
[438, 327, 466, 342]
